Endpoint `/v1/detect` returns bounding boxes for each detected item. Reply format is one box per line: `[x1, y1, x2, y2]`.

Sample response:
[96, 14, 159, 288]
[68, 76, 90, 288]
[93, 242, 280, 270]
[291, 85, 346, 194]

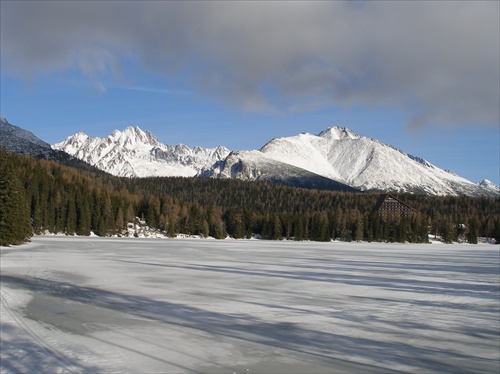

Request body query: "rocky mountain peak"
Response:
[52, 126, 230, 178]
[319, 126, 360, 140]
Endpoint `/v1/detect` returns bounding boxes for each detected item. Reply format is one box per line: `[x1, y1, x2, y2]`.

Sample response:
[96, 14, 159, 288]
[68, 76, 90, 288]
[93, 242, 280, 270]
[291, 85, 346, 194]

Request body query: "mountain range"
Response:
[52, 121, 498, 197]
[52, 126, 231, 178]
[1, 115, 498, 196]
[204, 127, 499, 196]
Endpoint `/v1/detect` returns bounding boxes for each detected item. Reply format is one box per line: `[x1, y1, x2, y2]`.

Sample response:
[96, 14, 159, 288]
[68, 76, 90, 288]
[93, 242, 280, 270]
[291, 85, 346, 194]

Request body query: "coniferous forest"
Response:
[1, 148, 499, 246]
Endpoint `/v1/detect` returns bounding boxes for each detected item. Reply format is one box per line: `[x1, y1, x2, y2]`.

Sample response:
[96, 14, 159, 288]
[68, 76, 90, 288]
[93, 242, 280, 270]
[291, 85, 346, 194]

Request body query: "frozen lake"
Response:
[1, 237, 499, 373]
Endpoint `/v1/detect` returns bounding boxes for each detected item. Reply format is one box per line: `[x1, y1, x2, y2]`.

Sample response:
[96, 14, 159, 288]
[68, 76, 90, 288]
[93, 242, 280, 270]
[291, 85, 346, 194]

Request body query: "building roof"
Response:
[373, 194, 417, 216]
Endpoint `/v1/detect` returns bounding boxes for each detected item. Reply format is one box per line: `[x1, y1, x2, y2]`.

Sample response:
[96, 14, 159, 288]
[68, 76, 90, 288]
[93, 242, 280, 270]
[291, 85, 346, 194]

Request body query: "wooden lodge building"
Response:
[374, 194, 417, 219]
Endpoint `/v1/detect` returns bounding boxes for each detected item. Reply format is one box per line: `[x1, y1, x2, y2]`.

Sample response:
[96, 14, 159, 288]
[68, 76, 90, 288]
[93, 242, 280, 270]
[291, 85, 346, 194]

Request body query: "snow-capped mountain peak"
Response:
[208, 126, 497, 196]
[319, 126, 360, 140]
[107, 126, 160, 149]
[478, 179, 499, 191]
[53, 126, 230, 178]
[50, 122, 499, 196]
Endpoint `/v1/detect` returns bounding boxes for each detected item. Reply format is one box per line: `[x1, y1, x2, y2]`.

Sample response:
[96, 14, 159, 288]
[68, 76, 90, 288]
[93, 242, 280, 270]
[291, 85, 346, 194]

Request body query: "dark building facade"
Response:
[374, 194, 416, 219]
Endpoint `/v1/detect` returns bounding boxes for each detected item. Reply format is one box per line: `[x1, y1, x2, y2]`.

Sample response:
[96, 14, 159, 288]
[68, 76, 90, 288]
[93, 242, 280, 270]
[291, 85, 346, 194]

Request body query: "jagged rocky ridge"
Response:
[51, 122, 499, 196]
[53, 126, 231, 178]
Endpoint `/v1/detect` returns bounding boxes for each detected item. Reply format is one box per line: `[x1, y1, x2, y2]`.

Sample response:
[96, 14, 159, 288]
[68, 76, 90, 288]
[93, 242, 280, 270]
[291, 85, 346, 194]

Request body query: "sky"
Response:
[1, 1, 499, 185]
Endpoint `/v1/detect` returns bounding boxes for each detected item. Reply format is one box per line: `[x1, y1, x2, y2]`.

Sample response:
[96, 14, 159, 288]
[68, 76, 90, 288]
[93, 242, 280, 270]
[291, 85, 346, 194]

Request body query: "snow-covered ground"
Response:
[1, 237, 499, 373]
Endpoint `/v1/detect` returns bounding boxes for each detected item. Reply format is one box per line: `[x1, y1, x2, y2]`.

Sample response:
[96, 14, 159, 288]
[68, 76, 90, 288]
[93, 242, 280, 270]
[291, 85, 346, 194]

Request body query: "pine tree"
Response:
[294, 215, 305, 241]
[466, 218, 478, 244]
[147, 196, 160, 228]
[65, 187, 77, 235]
[76, 190, 92, 236]
[493, 220, 500, 244]
[97, 190, 114, 236]
[167, 219, 176, 238]
[354, 212, 364, 242]
[442, 218, 455, 243]
[201, 219, 210, 238]
[115, 207, 125, 234]
[272, 214, 282, 240]
[0, 148, 32, 245]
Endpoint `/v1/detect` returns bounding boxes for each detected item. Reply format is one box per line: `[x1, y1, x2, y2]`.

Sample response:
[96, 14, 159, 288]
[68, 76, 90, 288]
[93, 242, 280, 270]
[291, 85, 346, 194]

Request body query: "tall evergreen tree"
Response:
[354, 212, 364, 242]
[167, 218, 176, 238]
[466, 218, 478, 244]
[272, 214, 282, 240]
[442, 218, 455, 243]
[76, 189, 92, 236]
[0, 148, 32, 245]
[294, 215, 305, 241]
[115, 206, 125, 233]
[66, 187, 77, 235]
[98, 190, 115, 236]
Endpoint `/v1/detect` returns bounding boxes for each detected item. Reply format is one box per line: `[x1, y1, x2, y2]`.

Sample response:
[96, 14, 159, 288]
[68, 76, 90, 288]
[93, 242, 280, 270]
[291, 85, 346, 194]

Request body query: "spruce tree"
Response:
[272, 214, 282, 240]
[115, 207, 125, 234]
[493, 220, 500, 244]
[66, 188, 77, 235]
[294, 215, 305, 241]
[466, 218, 478, 244]
[201, 220, 210, 238]
[167, 219, 176, 238]
[0, 148, 32, 245]
[98, 190, 115, 236]
[76, 191, 92, 236]
[442, 219, 455, 243]
[354, 213, 364, 242]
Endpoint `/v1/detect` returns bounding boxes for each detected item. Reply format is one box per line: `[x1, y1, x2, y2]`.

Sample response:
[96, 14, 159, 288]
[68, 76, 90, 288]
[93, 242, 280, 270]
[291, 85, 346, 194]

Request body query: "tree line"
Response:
[1, 148, 499, 245]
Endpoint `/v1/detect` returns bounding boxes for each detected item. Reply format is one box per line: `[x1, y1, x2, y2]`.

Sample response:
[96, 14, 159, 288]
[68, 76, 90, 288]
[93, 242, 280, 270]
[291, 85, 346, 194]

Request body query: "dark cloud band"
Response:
[1, 1, 498, 128]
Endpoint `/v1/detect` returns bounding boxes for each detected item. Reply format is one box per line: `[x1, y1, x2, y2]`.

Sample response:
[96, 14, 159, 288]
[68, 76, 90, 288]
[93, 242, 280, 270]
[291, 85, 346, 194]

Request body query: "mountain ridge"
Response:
[0, 116, 53, 156]
[237, 126, 495, 196]
[51, 121, 498, 196]
[53, 125, 231, 178]
[1, 115, 497, 196]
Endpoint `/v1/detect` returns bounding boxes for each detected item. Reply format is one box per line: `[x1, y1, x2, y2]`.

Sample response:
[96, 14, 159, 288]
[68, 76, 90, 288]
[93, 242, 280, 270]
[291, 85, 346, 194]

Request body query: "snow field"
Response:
[1, 237, 499, 373]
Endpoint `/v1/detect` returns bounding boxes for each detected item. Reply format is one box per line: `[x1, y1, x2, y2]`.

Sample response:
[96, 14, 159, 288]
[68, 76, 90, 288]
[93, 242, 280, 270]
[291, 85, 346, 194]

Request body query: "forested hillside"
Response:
[1, 149, 499, 245]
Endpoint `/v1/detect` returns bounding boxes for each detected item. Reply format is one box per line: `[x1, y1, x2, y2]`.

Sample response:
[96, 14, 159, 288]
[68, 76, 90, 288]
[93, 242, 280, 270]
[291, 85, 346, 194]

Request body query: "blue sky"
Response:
[1, 1, 499, 185]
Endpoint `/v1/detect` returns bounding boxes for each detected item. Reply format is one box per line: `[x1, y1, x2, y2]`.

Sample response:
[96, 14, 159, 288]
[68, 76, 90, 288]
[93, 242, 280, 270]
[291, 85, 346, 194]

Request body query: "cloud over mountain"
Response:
[1, 1, 498, 129]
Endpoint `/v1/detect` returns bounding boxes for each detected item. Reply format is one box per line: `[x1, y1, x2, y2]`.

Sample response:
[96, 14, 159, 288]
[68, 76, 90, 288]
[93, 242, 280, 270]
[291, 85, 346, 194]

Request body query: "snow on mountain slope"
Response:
[51, 123, 498, 196]
[209, 126, 497, 196]
[259, 126, 477, 195]
[206, 150, 358, 191]
[52, 126, 230, 178]
[478, 179, 500, 192]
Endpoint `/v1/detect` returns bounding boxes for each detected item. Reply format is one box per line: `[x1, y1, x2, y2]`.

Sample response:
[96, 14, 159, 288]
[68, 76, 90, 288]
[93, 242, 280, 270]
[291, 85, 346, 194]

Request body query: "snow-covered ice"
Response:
[1, 237, 499, 373]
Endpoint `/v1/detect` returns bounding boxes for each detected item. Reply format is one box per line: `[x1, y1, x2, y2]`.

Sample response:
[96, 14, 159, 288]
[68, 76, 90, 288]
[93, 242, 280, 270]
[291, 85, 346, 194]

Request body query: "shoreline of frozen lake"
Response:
[1, 236, 499, 373]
